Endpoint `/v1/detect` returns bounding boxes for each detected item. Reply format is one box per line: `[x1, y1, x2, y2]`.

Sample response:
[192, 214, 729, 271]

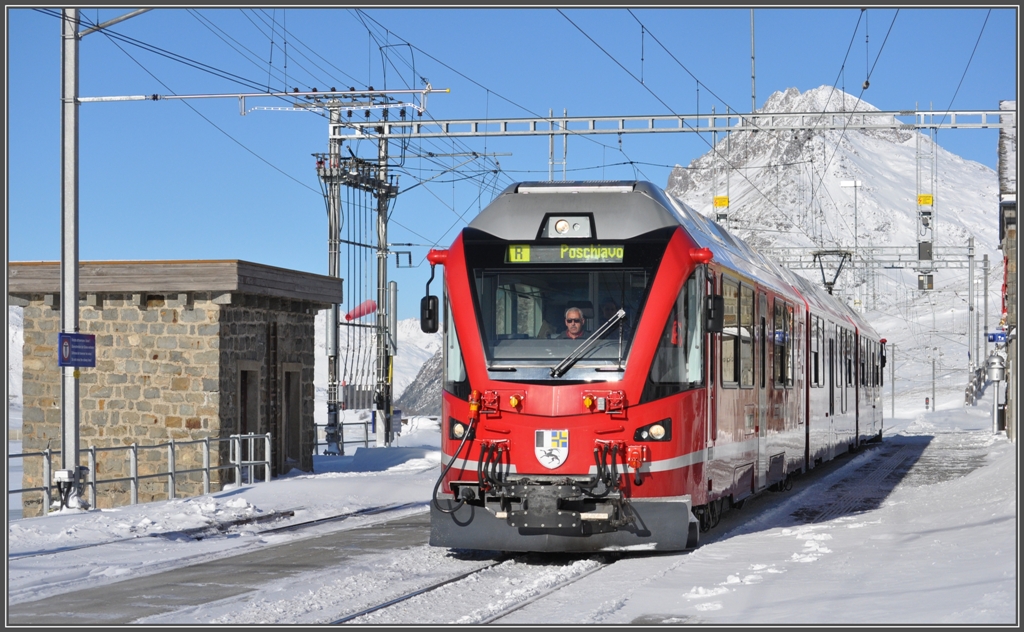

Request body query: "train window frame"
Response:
[860, 337, 867, 387]
[772, 298, 793, 388]
[810, 315, 822, 388]
[739, 284, 754, 388]
[640, 267, 706, 403]
[442, 289, 470, 398]
[786, 303, 795, 387]
[721, 276, 739, 387]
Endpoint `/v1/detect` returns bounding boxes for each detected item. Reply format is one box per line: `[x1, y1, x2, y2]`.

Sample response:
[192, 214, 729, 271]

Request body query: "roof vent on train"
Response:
[516, 182, 635, 195]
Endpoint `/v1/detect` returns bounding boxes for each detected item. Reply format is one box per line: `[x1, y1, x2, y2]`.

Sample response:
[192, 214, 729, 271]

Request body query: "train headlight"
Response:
[554, 219, 570, 234]
[634, 418, 672, 442]
[449, 418, 473, 440]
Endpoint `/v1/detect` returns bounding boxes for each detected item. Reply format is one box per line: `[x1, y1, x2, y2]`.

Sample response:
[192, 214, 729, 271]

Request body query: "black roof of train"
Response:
[468, 181, 681, 240]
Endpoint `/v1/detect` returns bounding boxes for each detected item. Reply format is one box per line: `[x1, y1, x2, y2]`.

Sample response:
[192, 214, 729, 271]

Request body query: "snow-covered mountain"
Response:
[668, 86, 1000, 254]
[395, 347, 443, 417]
[667, 86, 1005, 400]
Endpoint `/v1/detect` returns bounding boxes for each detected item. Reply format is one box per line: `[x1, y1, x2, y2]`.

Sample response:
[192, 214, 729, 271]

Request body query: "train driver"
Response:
[559, 307, 586, 340]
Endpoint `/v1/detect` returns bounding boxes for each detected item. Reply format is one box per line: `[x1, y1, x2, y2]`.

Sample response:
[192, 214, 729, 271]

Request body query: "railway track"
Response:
[331, 553, 615, 625]
[8, 501, 425, 561]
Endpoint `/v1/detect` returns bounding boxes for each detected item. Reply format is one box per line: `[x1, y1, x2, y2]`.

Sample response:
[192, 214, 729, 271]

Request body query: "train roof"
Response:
[468, 180, 879, 341]
[469, 181, 790, 285]
[467, 181, 681, 240]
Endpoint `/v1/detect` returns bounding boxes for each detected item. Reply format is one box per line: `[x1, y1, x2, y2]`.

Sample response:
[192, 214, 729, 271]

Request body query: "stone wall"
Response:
[17, 291, 317, 517]
[218, 295, 317, 477]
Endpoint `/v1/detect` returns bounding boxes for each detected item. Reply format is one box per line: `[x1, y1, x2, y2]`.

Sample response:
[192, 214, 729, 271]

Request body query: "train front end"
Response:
[425, 182, 712, 553]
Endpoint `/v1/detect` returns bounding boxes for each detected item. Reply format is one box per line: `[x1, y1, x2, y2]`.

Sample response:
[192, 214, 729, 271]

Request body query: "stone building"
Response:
[9, 260, 342, 516]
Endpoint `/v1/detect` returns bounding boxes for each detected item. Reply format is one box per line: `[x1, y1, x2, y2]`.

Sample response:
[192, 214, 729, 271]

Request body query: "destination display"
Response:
[506, 244, 624, 264]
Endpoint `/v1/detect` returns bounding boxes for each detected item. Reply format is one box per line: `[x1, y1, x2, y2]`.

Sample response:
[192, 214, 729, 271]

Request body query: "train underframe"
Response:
[431, 476, 699, 552]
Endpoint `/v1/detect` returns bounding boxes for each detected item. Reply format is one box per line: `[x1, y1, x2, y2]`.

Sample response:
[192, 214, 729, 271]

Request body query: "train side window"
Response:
[773, 299, 790, 386]
[443, 292, 470, 398]
[739, 285, 754, 387]
[721, 277, 739, 386]
[642, 270, 705, 403]
[860, 338, 867, 387]
[811, 316, 820, 387]
[785, 303, 794, 387]
[845, 331, 853, 387]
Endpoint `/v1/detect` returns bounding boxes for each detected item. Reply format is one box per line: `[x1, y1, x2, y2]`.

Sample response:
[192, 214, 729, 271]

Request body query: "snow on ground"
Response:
[5, 394, 1017, 624]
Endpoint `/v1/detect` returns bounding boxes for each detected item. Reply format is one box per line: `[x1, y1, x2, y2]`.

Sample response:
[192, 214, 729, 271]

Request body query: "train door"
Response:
[855, 334, 862, 446]
[756, 292, 768, 491]
[707, 269, 717, 478]
[828, 323, 836, 461]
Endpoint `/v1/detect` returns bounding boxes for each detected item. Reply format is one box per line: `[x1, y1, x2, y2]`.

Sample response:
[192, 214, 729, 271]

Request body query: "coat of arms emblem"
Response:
[535, 429, 569, 469]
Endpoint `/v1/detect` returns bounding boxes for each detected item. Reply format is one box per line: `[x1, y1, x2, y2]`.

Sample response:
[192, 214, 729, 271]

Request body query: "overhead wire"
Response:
[937, 9, 992, 126]
[42, 8, 320, 196]
[561, 9, 811, 241]
[39, 8, 278, 95]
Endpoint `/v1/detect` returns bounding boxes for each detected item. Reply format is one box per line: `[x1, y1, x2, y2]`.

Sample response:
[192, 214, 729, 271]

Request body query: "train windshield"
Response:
[463, 234, 670, 380]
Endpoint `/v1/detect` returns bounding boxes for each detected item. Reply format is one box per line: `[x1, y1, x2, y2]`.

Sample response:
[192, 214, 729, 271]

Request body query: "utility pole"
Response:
[59, 7, 152, 509]
[841, 179, 863, 309]
[376, 132, 394, 447]
[968, 236, 975, 372]
[983, 254, 990, 359]
[321, 108, 344, 456]
[750, 9, 756, 116]
[932, 353, 937, 412]
[60, 7, 81, 503]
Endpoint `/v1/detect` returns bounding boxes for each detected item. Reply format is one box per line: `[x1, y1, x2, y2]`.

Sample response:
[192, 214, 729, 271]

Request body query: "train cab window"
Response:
[642, 269, 705, 402]
[721, 277, 739, 386]
[739, 285, 754, 387]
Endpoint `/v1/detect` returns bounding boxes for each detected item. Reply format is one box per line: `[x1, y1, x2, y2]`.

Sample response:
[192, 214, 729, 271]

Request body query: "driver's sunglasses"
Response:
[565, 318, 582, 323]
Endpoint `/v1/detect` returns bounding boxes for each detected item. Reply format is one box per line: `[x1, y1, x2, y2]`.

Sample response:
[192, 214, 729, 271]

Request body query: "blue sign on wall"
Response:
[988, 332, 1007, 343]
[58, 333, 96, 367]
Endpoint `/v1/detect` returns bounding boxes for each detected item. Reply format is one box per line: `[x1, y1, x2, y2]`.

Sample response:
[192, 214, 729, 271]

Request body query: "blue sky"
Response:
[5, 7, 1017, 319]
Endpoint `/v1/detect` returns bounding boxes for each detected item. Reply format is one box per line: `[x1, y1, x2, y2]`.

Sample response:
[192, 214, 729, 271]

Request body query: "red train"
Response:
[420, 181, 886, 552]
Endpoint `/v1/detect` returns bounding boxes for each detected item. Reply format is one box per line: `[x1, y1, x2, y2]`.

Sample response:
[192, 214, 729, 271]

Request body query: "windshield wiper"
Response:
[550, 309, 625, 378]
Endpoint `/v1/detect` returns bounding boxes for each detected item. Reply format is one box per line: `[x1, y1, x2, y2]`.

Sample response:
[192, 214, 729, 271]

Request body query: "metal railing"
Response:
[314, 418, 373, 455]
[9, 433, 272, 516]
